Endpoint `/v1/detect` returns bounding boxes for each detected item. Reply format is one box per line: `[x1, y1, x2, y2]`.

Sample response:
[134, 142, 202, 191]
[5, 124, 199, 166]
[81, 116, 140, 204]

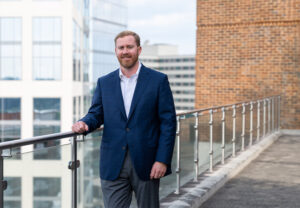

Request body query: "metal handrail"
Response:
[0, 95, 278, 151]
[0, 127, 103, 150]
[176, 95, 278, 116]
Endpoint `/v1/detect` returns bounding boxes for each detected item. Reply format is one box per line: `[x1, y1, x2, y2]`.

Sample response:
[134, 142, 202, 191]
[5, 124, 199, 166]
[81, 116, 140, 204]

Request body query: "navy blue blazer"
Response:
[80, 64, 176, 181]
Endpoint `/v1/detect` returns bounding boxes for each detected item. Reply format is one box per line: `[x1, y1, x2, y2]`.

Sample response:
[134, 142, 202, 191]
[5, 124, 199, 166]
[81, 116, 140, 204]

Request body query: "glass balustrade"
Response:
[0, 96, 280, 208]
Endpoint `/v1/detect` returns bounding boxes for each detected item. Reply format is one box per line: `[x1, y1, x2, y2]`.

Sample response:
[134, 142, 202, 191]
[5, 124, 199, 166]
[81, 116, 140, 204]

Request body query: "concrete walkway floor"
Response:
[200, 135, 300, 208]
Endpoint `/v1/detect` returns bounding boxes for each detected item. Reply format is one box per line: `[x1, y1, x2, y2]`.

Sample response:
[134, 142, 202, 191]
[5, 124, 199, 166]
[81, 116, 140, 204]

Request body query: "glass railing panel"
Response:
[252, 103, 258, 143]
[235, 105, 243, 152]
[198, 111, 210, 173]
[77, 131, 104, 208]
[4, 176, 21, 208]
[274, 98, 279, 130]
[179, 113, 196, 186]
[3, 141, 72, 208]
[244, 104, 250, 148]
[224, 107, 233, 159]
[212, 110, 222, 166]
[160, 137, 177, 199]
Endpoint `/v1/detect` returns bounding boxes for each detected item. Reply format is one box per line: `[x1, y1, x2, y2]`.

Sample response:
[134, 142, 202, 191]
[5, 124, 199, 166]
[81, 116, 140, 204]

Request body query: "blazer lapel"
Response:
[113, 70, 127, 120]
[127, 65, 150, 121]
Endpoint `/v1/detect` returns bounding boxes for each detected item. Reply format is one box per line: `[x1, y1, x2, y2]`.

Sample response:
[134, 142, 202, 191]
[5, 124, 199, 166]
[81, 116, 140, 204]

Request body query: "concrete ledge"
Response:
[280, 129, 300, 136]
[160, 131, 283, 208]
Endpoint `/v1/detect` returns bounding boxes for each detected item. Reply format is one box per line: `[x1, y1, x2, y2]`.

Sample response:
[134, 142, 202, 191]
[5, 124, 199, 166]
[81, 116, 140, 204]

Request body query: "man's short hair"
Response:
[114, 31, 141, 47]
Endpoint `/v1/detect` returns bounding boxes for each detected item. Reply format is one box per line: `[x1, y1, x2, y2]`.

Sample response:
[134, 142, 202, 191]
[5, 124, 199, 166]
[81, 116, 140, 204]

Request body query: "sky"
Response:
[127, 0, 196, 55]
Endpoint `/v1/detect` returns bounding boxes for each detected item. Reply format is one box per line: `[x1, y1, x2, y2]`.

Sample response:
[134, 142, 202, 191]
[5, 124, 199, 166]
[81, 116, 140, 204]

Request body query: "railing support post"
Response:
[241, 104, 246, 151]
[69, 136, 79, 208]
[278, 96, 281, 130]
[209, 109, 214, 172]
[250, 102, 253, 146]
[193, 113, 199, 182]
[0, 151, 4, 208]
[268, 98, 271, 134]
[257, 100, 260, 142]
[232, 105, 236, 157]
[272, 97, 275, 132]
[263, 99, 266, 137]
[175, 116, 181, 194]
[221, 107, 226, 165]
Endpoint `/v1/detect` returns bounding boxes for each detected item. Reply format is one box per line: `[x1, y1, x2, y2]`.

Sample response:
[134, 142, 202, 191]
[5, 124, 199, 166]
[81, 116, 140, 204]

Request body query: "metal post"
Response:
[268, 98, 271, 134]
[249, 102, 253, 146]
[263, 99, 266, 137]
[70, 136, 79, 208]
[0, 151, 4, 208]
[175, 116, 181, 194]
[278, 96, 281, 130]
[241, 103, 246, 151]
[221, 107, 226, 165]
[209, 109, 214, 172]
[232, 105, 236, 157]
[256, 100, 260, 142]
[193, 113, 199, 182]
[272, 97, 275, 132]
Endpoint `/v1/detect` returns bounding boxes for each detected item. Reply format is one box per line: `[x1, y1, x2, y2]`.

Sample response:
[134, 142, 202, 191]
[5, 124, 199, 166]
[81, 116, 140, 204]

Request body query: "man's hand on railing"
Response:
[72, 121, 89, 134]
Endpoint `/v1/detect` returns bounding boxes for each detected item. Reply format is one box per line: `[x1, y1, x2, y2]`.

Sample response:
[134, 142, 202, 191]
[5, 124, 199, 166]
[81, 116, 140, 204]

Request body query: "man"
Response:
[72, 31, 176, 208]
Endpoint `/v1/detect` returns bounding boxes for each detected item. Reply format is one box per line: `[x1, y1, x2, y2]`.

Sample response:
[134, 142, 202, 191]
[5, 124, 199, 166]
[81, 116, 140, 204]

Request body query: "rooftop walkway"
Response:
[161, 130, 300, 208]
[200, 133, 300, 208]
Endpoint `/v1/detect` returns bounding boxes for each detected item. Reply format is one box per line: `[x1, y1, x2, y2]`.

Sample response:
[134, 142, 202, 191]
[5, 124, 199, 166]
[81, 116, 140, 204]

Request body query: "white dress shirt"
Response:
[119, 62, 141, 118]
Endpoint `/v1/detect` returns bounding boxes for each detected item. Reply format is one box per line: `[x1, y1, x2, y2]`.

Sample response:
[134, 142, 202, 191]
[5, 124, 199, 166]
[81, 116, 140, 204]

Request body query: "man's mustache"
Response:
[121, 55, 132, 58]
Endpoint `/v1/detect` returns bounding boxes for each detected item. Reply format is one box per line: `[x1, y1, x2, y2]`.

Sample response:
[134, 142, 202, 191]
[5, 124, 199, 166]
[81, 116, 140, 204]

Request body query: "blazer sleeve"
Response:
[155, 75, 177, 165]
[79, 78, 104, 134]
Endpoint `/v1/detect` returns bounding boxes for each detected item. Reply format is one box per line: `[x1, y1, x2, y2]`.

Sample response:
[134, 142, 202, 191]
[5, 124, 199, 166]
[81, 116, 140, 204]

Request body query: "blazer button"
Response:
[122, 146, 126, 150]
[126, 128, 130, 132]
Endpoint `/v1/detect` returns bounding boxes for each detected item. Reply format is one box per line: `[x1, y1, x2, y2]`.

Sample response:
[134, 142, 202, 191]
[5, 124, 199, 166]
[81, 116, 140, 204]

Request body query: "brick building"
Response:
[196, 0, 300, 129]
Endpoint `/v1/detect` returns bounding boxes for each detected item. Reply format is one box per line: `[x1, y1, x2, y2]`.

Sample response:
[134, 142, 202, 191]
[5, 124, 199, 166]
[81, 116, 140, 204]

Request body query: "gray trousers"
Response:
[101, 151, 160, 208]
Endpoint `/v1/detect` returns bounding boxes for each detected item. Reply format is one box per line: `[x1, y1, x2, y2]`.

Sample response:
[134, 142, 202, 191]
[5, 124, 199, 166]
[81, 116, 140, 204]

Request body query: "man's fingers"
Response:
[150, 167, 155, 179]
[150, 162, 167, 179]
[72, 121, 88, 133]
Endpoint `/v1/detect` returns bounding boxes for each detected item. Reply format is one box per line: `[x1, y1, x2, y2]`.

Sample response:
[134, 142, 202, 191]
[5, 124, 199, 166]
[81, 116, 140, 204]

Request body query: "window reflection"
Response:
[0, 98, 21, 159]
[4, 177, 21, 208]
[33, 177, 61, 208]
[33, 17, 61, 80]
[0, 18, 22, 80]
[33, 98, 61, 160]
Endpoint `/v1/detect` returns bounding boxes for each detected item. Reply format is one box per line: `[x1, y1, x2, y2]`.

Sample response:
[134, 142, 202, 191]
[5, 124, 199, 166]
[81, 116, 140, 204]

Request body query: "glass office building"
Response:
[0, 0, 127, 207]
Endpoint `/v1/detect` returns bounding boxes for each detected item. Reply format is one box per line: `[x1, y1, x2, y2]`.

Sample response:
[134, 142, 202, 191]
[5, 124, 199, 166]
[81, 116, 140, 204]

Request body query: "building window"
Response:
[33, 177, 61, 208]
[4, 177, 21, 208]
[0, 98, 21, 159]
[0, 18, 22, 80]
[73, 20, 81, 81]
[33, 98, 61, 160]
[33, 17, 61, 80]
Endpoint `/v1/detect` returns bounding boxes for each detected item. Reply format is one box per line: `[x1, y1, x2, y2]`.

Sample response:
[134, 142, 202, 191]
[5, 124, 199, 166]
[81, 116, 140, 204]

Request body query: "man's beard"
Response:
[118, 54, 139, 70]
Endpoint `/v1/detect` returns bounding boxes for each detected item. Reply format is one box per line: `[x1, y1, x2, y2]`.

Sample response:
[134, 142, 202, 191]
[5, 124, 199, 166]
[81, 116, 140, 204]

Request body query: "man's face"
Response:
[115, 35, 141, 70]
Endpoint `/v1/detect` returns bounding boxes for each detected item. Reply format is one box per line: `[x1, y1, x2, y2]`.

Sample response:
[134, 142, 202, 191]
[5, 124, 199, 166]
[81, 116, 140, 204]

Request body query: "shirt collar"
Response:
[119, 61, 141, 80]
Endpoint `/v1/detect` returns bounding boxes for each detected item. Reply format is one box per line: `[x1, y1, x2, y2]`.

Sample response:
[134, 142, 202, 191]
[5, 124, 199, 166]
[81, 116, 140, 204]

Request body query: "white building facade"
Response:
[140, 44, 195, 111]
[0, 0, 127, 207]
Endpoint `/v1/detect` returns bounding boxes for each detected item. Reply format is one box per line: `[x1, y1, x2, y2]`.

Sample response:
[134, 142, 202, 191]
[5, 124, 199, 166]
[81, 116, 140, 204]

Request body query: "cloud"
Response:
[127, 0, 196, 54]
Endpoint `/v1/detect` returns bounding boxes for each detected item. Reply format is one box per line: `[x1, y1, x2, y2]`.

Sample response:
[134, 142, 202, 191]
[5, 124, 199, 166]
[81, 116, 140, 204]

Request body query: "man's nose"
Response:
[123, 47, 129, 54]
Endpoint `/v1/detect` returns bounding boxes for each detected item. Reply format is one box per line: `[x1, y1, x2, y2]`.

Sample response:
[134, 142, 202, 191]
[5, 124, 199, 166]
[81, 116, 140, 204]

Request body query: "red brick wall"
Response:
[196, 0, 300, 129]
